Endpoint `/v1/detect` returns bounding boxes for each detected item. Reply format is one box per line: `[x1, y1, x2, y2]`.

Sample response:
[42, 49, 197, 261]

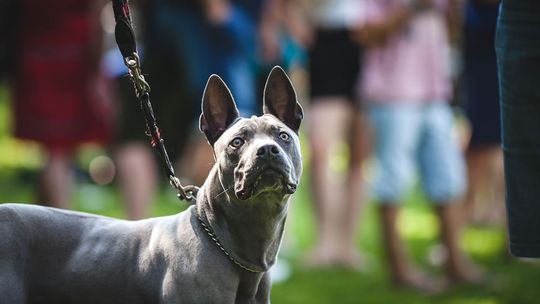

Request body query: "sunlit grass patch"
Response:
[398, 207, 439, 240]
[0, 87, 42, 170]
[461, 227, 506, 260]
[0, 137, 42, 170]
[0, 86, 10, 137]
[398, 185, 440, 241]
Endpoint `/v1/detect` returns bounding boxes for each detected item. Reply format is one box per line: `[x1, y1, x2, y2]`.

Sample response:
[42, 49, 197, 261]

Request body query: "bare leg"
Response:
[485, 148, 505, 225]
[464, 146, 505, 226]
[306, 99, 351, 265]
[116, 142, 157, 220]
[380, 204, 444, 291]
[464, 148, 484, 223]
[436, 204, 482, 283]
[338, 113, 370, 267]
[38, 150, 73, 209]
[380, 204, 414, 283]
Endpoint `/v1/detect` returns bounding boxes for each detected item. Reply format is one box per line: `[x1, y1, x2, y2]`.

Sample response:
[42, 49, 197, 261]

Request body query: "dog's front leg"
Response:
[253, 273, 271, 304]
[234, 272, 271, 304]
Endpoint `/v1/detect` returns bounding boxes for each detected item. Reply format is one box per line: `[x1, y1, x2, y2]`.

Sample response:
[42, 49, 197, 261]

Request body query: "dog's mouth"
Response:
[235, 167, 297, 201]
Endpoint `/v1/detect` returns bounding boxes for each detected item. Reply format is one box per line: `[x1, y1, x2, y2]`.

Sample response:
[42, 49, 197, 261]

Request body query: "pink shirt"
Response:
[359, 0, 452, 104]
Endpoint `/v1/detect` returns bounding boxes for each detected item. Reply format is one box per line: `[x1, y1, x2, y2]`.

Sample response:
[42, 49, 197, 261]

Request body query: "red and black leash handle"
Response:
[111, 0, 198, 202]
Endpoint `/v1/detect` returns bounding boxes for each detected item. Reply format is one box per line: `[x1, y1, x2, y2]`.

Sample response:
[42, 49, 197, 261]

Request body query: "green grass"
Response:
[2, 171, 540, 304]
[1, 85, 540, 303]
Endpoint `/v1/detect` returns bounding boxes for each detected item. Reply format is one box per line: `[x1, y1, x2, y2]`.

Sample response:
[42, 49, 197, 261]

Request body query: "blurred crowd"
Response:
[0, 0, 503, 292]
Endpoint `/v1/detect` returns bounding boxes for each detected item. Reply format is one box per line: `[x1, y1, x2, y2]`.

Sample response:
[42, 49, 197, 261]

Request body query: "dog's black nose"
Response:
[256, 144, 280, 158]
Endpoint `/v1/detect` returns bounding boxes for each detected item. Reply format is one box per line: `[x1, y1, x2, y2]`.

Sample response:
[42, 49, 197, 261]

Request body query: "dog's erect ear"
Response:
[199, 75, 240, 145]
[263, 66, 303, 133]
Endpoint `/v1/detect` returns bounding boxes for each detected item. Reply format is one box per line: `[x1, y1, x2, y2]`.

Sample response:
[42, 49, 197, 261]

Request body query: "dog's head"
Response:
[199, 66, 303, 202]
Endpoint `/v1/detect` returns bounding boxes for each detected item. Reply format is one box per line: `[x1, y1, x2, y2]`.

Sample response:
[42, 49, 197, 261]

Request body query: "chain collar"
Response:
[196, 215, 269, 273]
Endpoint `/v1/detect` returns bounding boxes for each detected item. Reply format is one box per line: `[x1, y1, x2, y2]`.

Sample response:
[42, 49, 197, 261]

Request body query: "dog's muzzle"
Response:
[234, 165, 297, 201]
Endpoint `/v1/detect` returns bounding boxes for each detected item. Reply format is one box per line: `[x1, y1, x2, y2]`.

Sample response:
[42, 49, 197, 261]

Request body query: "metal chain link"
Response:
[197, 216, 267, 273]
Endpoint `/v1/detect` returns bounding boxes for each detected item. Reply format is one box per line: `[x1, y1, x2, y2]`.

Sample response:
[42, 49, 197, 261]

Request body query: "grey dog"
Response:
[0, 66, 303, 304]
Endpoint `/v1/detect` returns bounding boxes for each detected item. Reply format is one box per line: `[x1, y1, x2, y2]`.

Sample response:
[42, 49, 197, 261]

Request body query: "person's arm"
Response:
[281, 0, 313, 48]
[257, 0, 283, 63]
[202, 0, 232, 24]
[355, 7, 410, 47]
[445, 0, 464, 46]
[88, 0, 109, 75]
[258, 0, 313, 63]
[353, 0, 434, 47]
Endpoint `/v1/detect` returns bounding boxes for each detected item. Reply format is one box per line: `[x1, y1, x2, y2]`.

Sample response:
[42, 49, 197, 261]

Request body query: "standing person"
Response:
[462, 0, 504, 226]
[356, 0, 480, 289]
[495, 0, 540, 258]
[303, 0, 370, 268]
[9, 0, 112, 209]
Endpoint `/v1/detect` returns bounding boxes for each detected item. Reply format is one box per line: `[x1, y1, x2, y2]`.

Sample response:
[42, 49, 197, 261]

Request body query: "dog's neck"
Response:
[195, 166, 289, 273]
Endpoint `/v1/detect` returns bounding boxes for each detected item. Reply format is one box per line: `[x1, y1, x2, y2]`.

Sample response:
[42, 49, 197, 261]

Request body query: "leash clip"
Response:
[125, 53, 151, 97]
[170, 176, 199, 204]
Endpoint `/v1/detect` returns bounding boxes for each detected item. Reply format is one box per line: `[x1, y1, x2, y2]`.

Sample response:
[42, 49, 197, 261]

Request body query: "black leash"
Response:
[111, 0, 198, 202]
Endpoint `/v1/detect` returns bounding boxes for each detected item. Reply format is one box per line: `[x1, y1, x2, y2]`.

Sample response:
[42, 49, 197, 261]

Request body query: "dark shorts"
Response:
[464, 62, 501, 148]
[309, 28, 362, 102]
[496, 0, 540, 257]
[464, 43, 501, 148]
[463, 2, 501, 149]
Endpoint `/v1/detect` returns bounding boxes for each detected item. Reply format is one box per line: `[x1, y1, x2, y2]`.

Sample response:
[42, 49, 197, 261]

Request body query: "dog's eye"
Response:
[279, 132, 290, 142]
[230, 137, 245, 148]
